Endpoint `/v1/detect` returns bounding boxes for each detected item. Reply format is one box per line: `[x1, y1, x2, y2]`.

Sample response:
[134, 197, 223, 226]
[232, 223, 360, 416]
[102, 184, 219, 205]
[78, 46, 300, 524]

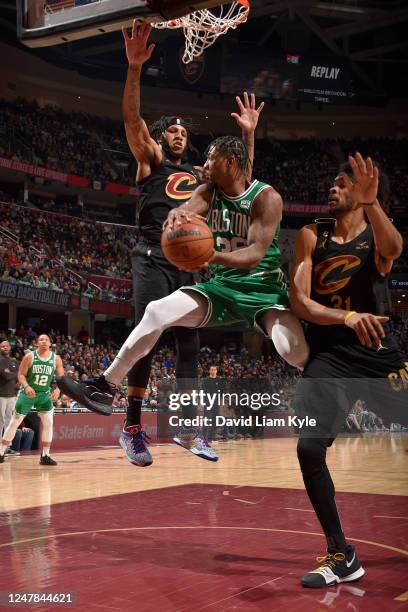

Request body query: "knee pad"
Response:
[144, 300, 164, 330]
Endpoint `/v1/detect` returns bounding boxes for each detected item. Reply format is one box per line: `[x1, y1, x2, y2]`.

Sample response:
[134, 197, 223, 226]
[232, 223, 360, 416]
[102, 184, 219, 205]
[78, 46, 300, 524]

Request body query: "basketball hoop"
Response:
[151, 0, 250, 64]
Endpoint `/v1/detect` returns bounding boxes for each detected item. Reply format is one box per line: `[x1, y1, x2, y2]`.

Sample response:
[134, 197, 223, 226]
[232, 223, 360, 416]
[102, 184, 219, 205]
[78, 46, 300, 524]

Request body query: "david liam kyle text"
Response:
[168, 415, 317, 428]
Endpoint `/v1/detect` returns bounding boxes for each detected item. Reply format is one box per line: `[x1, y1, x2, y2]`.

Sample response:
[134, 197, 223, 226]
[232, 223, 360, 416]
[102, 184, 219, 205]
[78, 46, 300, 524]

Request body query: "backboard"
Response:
[17, 0, 227, 48]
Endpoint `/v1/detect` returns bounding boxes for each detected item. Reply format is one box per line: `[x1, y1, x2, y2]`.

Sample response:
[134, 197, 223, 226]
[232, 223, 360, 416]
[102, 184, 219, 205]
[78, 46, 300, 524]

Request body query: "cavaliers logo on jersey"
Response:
[314, 255, 361, 295]
[165, 172, 198, 201]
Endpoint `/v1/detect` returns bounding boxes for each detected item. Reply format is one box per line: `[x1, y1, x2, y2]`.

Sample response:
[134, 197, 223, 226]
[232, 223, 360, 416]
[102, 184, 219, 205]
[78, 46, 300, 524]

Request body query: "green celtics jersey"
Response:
[208, 179, 281, 279]
[26, 350, 56, 393]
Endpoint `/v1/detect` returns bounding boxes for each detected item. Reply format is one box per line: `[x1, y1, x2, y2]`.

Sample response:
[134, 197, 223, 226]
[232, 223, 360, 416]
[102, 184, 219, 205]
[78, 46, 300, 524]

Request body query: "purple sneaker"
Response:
[119, 425, 153, 467]
[173, 427, 218, 462]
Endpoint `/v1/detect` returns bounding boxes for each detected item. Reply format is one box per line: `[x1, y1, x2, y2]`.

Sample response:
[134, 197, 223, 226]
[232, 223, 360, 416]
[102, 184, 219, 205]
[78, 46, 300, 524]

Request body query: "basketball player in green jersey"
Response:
[56, 135, 309, 416]
[0, 335, 64, 466]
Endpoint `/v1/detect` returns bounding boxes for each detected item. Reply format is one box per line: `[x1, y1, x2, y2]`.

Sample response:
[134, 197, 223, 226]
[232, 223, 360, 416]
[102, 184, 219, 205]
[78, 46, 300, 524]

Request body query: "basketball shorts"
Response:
[132, 240, 196, 324]
[15, 390, 53, 415]
[182, 268, 290, 332]
[294, 334, 408, 440]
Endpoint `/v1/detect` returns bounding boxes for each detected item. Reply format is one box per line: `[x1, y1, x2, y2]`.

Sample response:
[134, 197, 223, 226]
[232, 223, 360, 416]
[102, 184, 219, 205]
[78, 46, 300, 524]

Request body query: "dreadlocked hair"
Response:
[205, 136, 250, 175]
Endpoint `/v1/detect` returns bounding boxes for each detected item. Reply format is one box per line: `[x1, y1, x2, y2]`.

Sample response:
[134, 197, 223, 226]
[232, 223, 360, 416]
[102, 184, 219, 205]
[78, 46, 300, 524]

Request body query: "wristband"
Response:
[344, 311, 357, 324]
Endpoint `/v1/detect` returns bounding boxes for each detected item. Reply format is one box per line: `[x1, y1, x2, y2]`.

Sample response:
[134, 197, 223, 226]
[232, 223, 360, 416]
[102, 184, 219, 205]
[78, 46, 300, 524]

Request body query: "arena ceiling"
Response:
[1, 0, 408, 99]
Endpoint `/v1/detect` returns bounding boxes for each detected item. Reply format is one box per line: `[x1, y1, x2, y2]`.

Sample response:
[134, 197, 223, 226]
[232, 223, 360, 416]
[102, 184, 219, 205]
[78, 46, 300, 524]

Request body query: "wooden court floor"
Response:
[1, 435, 407, 512]
[0, 435, 407, 611]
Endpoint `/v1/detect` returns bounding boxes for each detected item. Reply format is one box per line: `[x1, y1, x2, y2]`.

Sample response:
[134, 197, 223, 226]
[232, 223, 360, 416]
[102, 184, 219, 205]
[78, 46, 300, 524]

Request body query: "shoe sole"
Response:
[302, 566, 365, 588]
[119, 437, 153, 467]
[56, 376, 113, 416]
[173, 437, 219, 462]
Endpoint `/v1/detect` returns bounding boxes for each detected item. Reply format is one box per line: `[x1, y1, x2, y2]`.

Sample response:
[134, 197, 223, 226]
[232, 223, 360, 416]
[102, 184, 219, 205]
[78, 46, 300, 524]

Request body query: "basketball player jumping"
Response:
[290, 152, 407, 587]
[0, 334, 63, 466]
[77, 20, 264, 467]
[57, 135, 310, 421]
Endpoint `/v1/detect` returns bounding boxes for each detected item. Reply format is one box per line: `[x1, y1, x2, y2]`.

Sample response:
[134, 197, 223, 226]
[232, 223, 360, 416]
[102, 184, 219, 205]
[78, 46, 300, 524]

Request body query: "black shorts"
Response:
[294, 335, 408, 440]
[132, 241, 196, 323]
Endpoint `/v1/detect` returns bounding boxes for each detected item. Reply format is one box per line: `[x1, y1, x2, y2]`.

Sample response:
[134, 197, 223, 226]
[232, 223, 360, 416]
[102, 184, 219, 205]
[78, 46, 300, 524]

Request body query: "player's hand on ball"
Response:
[164, 210, 206, 231]
[122, 19, 155, 67]
[25, 386, 36, 398]
[345, 312, 389, 347]
[164, 209, 191, 231]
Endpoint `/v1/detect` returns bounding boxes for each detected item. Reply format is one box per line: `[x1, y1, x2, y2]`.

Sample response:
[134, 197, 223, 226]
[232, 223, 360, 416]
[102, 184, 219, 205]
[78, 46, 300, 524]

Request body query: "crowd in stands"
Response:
[0, 194, 405, 303]
[0, 200, 134, 299]
[0, 97, 406, 306]
[1, 98, 408, 211]
[392, 314, 408, 351]
[0, 98, 122, 182]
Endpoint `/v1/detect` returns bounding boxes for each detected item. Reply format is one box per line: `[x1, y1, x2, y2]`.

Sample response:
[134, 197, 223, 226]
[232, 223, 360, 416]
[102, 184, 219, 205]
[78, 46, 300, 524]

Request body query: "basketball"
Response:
[161, 216, 214, 269]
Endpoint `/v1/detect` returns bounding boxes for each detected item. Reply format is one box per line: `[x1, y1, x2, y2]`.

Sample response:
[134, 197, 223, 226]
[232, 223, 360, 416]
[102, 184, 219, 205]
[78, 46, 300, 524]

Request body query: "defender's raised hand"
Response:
[231, 92, 265, 133]
[342, 152, 379, 206]
[122, 19, 155, 67]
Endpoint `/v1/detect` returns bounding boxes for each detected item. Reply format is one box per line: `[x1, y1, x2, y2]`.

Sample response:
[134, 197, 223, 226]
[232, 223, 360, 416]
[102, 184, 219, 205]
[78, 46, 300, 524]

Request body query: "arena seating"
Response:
[1, 99, 408, 212]
[0, 201, 134, 299]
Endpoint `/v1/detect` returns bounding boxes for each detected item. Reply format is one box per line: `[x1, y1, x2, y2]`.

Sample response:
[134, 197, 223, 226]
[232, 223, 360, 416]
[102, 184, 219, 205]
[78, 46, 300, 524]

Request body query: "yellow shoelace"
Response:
[315, 552, 346, 571]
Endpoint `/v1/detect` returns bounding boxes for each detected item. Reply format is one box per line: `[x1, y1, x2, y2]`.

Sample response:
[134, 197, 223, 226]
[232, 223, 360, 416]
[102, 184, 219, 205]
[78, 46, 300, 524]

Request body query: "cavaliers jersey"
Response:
[307, 221, 390, 348]
[136, 159, 199, 244]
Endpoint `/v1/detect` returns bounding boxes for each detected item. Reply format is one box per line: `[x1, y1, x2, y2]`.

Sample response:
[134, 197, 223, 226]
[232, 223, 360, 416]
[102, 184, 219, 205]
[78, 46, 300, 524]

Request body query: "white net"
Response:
[151, 1, 250, 64]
